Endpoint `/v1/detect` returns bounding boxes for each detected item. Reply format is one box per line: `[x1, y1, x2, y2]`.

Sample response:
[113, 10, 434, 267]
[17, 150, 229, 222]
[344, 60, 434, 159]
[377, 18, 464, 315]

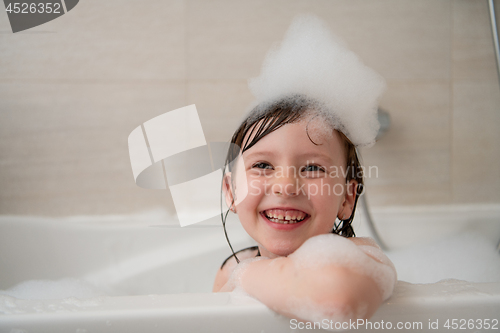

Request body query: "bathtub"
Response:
[1, 204, 499, 332]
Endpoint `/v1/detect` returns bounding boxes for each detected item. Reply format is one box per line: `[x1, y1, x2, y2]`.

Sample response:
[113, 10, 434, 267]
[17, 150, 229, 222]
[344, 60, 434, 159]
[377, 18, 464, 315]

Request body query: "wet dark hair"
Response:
[221, 95, 363, 263]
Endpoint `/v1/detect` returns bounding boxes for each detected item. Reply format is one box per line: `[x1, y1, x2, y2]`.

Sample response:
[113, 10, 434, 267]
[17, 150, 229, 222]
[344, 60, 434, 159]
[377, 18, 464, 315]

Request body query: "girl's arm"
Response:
[216, 235, 396, 322]
[235, 256, 383, 321]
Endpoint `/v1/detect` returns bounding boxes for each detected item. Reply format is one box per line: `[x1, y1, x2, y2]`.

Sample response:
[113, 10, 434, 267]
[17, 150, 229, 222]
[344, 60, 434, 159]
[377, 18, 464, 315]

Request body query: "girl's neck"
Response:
[258, 246, 286, 259]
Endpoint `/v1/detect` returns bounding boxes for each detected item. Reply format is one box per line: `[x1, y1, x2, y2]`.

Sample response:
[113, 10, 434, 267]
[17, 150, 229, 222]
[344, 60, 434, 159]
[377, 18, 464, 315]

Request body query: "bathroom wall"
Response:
[0, 0, 499, 216]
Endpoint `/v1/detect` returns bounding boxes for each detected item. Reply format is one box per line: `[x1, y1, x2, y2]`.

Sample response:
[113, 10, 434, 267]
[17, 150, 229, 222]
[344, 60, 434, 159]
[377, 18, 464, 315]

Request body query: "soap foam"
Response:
[283, 234, 396, 323]
[248, 15, 385, 147]
[222, 256, 269, 294]
[226, 235, 396, 325]
[0, 278, 104, 300]
[289, 234, 396, 301]
[287, 295, 367, 330]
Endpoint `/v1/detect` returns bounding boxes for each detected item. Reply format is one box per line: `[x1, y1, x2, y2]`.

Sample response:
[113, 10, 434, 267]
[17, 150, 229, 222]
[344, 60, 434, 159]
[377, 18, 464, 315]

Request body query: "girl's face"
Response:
[225, 115, 358, 258]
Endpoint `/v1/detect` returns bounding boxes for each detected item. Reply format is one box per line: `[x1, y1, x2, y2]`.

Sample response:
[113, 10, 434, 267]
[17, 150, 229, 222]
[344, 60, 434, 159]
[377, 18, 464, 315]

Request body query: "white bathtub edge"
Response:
[2, 280, 499, 333]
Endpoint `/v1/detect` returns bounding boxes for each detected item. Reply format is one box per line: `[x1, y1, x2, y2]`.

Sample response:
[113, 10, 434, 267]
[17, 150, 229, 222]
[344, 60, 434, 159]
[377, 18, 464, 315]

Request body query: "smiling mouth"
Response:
[262, 209, 309, 224]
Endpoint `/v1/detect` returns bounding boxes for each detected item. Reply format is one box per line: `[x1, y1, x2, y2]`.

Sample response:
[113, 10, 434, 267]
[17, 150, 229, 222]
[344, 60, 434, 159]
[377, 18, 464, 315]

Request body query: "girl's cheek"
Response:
[235, 178, 265, 210]
[249, 178, 263, 196]
[302, 179, 346, 202]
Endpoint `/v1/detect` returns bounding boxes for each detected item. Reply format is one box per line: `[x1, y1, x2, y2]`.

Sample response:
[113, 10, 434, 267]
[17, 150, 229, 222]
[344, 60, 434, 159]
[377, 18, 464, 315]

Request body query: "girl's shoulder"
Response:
[213, 246, 260, 292]
[348, 236, 380, 247]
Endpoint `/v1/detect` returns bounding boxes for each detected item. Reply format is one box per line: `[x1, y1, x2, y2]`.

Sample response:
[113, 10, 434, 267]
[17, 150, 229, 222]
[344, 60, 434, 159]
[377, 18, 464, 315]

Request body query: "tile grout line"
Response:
[449, 0, 455, 204]
[184, 0, 189, 107]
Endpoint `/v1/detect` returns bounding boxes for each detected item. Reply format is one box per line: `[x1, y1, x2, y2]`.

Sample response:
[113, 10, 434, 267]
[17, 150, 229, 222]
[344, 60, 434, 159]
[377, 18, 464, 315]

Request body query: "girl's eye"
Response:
[302, 165, 325, 173]
[253, 162, 273, 170]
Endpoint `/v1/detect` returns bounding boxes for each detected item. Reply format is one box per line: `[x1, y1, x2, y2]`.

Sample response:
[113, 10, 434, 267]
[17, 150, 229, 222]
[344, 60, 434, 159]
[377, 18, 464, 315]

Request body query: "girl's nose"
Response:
[271, 174, 300, 197]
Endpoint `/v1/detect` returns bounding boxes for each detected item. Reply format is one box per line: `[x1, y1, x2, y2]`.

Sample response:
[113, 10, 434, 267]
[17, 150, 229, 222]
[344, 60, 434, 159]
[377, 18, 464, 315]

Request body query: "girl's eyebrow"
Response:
[243, 151, 276, 160]
[300, 152, 333, 161]
[244, 150, 333, 162]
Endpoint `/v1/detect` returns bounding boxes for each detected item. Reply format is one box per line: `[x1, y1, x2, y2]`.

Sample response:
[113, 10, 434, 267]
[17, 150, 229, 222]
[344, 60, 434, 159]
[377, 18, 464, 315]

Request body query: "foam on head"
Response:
[248, 15, 385, 147]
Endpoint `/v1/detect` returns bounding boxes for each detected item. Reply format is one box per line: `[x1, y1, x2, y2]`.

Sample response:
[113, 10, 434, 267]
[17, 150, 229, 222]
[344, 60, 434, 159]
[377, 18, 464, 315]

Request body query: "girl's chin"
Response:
[259, 243, 300, 258]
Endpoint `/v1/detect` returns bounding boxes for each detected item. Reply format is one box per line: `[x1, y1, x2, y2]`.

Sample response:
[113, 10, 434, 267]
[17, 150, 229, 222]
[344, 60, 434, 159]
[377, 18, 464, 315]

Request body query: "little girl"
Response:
[212, 15, 397, 324]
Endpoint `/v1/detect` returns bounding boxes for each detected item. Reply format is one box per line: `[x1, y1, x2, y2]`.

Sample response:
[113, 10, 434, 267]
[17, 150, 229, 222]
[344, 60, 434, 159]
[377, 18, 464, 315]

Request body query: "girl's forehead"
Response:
[243, 115, 345, 159]
[303, 114, 337, 144]
[244, 113, 334, 142]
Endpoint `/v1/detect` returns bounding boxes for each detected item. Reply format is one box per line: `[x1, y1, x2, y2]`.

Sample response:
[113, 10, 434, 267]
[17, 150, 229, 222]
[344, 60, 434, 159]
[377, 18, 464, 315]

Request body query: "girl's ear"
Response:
[339, 179, 358, 219]
[223, 173, 236, 212]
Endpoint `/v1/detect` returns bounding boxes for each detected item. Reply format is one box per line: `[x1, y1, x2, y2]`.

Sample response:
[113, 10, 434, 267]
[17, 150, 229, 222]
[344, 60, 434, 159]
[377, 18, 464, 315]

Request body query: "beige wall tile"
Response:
[453, 0, 498, 81]
[362, 147, 452, 206]
[360, 81, 452, 206]
[362, 182, 452, 207]
[375, 81, 451, 151]
[0, 82, 185, 215]
[2, 0, 499, 216]
[187, 0, 303, 80]
[321, 0, 452, 81]
[0, 0, 186, 81]
[363, 148, 450, 186]
[187, 0, 451, 81]
[452, 80, 500, 203]
[187, 80, 254, 142]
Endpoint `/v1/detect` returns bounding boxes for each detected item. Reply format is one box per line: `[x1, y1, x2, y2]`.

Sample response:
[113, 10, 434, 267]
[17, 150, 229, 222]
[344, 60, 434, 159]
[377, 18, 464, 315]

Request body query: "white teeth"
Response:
[264, 210, 307, 224]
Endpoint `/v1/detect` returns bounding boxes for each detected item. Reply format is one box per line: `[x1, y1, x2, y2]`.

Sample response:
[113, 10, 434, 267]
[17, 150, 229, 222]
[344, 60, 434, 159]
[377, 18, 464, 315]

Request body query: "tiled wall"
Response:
[0, 0, 499, 216]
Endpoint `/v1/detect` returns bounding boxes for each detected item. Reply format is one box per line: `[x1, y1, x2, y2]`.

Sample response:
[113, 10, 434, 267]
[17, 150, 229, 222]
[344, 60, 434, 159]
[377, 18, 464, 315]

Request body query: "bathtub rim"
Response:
[1, 280, 500, 333]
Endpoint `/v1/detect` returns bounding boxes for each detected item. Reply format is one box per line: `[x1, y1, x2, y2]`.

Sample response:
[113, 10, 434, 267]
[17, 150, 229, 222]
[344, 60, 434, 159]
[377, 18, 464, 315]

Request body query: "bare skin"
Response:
[213, 238, 386, 321]
[213, 115, 396, 321]
[212, 247, 258, 293]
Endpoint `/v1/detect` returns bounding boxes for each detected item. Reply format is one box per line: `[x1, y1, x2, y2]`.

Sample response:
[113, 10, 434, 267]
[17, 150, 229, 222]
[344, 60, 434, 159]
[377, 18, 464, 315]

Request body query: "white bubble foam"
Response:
[0, 278, 104, 300]
[290, 234, 396, 300]
[225, 235, 396, 324]
[223, 256, 269, 294]
[284, 234, 396, 323]
[248, 15, 385, 147]
[287, 295, 367, 329]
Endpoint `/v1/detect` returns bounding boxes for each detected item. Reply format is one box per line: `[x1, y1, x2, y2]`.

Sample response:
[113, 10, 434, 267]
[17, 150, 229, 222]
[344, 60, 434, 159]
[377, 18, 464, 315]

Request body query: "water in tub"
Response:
[0, 209, 255, 313]
[1, 209, 499, 314]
